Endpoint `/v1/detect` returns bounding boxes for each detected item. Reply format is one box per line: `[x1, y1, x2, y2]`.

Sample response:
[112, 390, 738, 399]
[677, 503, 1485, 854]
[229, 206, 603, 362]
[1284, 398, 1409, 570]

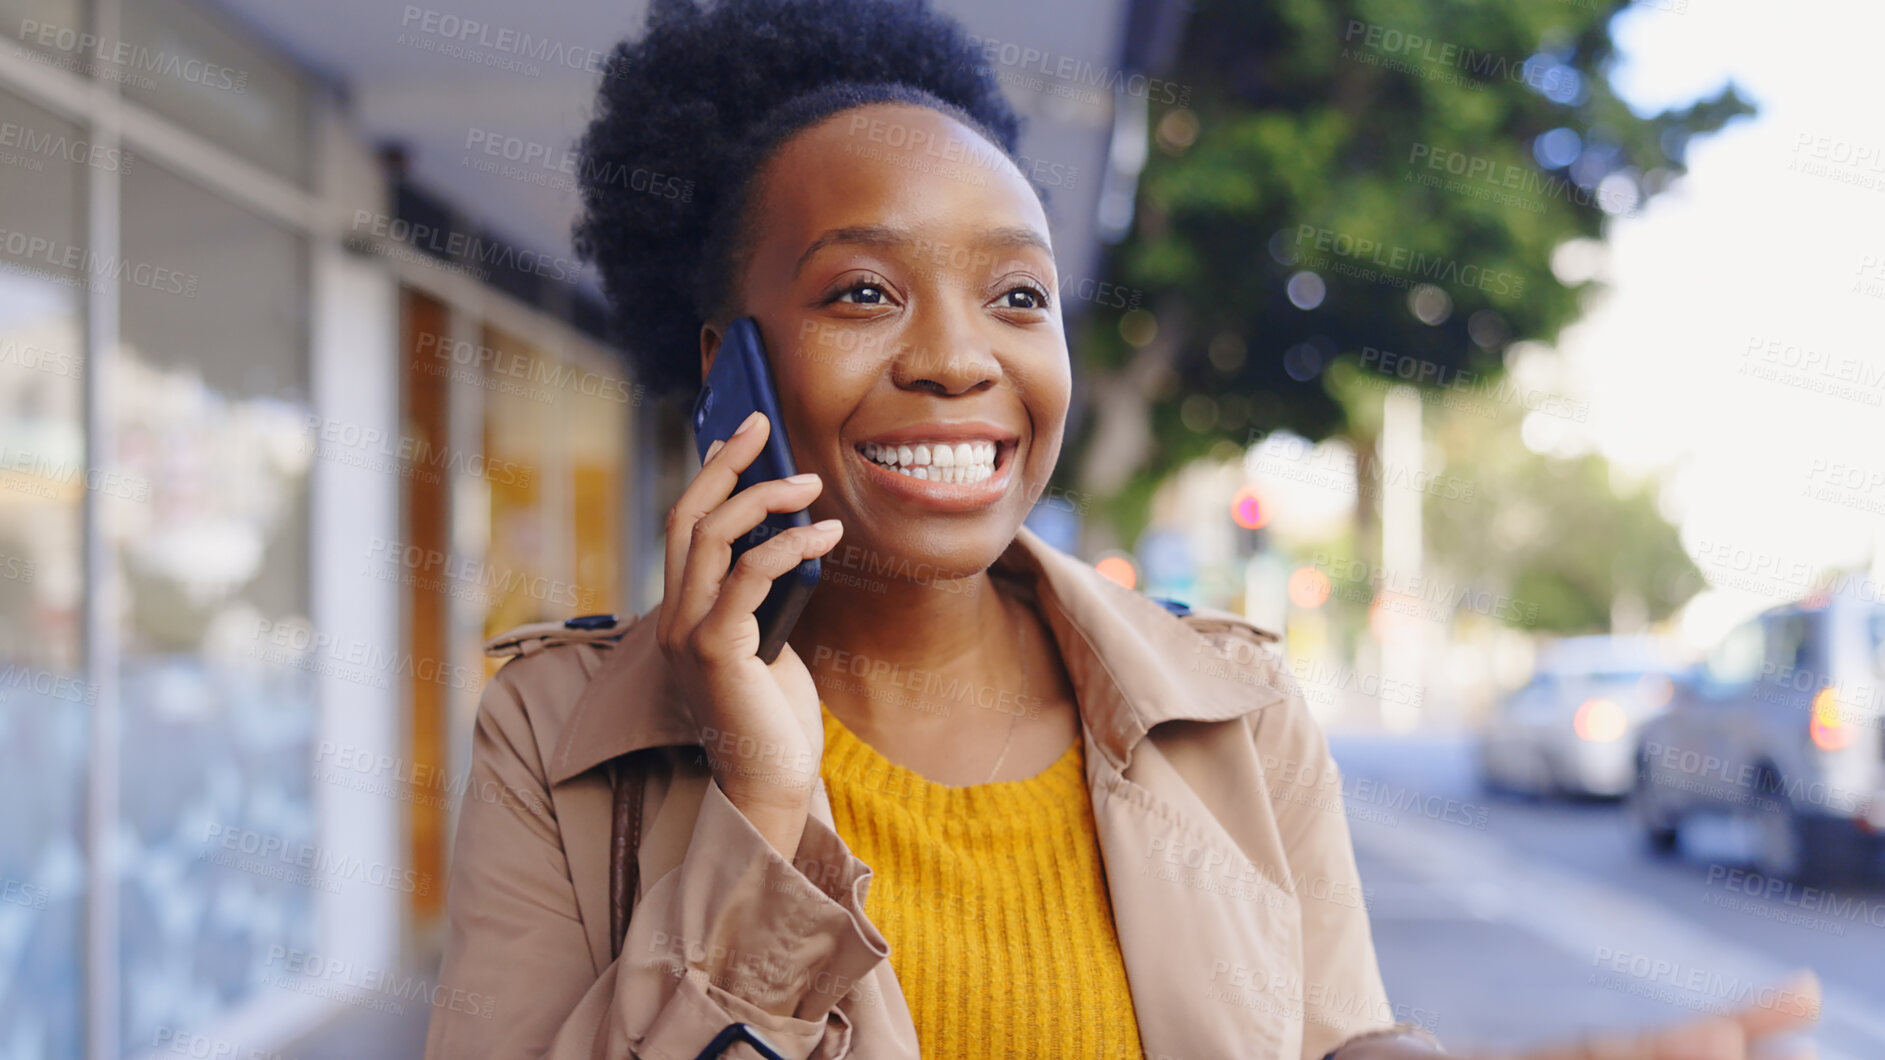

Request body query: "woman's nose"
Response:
[888, 309, 1003, 396]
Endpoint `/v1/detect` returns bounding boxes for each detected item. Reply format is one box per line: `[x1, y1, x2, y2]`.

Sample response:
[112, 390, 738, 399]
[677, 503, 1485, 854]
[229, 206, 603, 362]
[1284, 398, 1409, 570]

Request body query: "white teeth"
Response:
[860, 439, 1001, 481]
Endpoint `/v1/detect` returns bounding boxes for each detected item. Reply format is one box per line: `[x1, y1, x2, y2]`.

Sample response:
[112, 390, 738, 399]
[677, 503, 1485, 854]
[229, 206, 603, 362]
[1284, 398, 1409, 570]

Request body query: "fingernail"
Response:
[704, 439, 725, 462]
[812, 519, 842, 532]
[732, 410, 764, 436]
[1776, 968, 1821, 1006]
[785, 472, 819, 484]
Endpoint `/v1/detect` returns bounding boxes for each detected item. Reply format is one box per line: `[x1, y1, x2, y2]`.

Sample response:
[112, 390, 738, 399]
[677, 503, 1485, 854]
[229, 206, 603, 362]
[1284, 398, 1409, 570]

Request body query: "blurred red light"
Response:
[1095, 555, 1137, 589]
[1810, 687, 1853, 751]
[1231, 486, 1268, 530]
[1287, 567, 1331, 608]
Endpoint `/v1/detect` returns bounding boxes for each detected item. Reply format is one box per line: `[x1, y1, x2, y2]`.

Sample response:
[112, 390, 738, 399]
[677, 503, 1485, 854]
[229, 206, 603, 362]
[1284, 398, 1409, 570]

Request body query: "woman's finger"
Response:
[1733, 969, 1820, 1039]
[671, 473, 826, 638]
[1510, 1020, 1731, 1060]
[658, 411, 768, 644]
[689, 519, 844, 664]
[1507, 969, 1821, 1060]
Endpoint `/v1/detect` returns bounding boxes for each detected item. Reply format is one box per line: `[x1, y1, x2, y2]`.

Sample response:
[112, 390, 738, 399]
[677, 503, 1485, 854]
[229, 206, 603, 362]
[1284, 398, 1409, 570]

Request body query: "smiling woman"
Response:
[421, 2, 1816, 1059]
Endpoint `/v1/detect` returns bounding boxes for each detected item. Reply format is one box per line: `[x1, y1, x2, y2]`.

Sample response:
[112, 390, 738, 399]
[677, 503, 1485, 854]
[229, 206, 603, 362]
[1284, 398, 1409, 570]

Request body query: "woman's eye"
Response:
[998, 285, 1049, 310]
[834, 283, 887, 305]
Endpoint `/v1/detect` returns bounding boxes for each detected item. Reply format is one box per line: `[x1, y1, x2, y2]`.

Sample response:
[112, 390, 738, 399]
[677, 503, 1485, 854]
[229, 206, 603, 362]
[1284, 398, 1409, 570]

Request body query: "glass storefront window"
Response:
[120, 0, 310, 187]
[116, 158, 312, 1047]
[568, 362, 626, 621]
[479, 324, 556, 639]
[480, 326, 626, 640]
[0, 84, 87, 1060]
[0, 0, 88, 67]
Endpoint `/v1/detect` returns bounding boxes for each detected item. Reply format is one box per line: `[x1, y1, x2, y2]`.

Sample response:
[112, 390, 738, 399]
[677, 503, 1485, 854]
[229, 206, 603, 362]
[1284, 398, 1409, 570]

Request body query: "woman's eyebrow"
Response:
[979, 225, 1053, 259]
[792, 224, 1053, 278]
[792, 224, 903, 278]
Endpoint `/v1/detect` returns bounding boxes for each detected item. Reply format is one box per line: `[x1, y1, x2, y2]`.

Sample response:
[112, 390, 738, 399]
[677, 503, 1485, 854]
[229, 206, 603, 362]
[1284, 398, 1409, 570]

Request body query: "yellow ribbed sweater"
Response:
[819, 704, 1143, 1058]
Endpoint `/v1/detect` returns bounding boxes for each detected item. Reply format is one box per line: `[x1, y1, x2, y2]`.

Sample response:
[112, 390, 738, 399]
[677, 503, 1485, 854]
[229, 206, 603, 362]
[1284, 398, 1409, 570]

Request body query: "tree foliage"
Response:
[1398, 363, 1705, 633]
[1071, 0, 1753, 542]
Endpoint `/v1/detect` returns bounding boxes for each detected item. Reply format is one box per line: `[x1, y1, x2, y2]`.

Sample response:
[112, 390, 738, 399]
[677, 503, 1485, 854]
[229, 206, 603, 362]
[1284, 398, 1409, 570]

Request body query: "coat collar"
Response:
[546, 525, 1283, 786]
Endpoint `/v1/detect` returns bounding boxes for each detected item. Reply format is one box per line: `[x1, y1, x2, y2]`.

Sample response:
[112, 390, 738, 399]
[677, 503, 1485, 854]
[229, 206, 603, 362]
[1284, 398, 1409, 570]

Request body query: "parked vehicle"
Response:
[1630, 593, 1885, 884]
[1477, 635, 1685, 799]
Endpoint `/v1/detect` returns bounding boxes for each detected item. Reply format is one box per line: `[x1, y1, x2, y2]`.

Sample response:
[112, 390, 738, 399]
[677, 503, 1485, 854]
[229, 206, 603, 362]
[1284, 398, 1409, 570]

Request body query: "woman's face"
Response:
[708, 102, 1071, 584]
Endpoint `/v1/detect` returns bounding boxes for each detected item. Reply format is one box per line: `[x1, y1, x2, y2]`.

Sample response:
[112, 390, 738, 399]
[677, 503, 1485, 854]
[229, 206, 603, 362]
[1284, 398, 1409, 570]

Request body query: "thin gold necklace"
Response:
[981, 662, 1034, 783]
[981, 707, 1020, 784]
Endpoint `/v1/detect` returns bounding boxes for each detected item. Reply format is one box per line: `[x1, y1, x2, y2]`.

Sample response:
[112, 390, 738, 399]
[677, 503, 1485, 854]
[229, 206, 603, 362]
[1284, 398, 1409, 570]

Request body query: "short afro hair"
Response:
[571, 0, 1025, 400]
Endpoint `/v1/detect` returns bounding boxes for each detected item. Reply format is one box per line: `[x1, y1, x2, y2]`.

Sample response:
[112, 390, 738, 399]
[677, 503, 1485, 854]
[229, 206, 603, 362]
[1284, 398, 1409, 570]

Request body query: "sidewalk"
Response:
[286, 983, 432, 1059]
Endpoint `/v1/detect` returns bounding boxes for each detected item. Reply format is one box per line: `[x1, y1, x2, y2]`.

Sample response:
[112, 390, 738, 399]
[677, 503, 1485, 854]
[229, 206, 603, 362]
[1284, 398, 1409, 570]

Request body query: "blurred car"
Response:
[1631, 593, 1885, 884]
[1477, 635, 1686, 799]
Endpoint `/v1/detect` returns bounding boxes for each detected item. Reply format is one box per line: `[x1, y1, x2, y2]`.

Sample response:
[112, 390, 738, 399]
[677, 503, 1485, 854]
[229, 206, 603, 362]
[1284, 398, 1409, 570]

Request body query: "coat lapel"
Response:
[1085, 730, 1305, 1058]
[1001, 529, 1303, 1056]
[550, 770, 618, 975]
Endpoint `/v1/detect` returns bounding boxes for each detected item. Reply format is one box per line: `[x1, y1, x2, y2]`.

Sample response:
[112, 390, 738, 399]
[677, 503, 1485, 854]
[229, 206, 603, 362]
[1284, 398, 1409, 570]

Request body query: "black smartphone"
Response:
[693, 1022, 788, 1060]
[690, 316, 820, 664]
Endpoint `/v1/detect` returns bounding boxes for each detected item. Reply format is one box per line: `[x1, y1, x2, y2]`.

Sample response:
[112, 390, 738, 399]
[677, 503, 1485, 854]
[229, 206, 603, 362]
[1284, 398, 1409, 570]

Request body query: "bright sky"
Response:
[1551, 0, 1885, 649]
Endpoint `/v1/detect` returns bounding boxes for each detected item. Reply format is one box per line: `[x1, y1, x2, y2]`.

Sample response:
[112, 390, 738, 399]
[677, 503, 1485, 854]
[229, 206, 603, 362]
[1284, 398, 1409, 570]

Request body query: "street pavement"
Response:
[1330, 729, 1885, 1059]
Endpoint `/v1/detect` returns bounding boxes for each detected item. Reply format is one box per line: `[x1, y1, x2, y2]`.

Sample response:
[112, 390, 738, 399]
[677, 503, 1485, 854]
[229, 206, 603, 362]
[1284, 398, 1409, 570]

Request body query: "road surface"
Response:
[1331, 729, 1885, 1059]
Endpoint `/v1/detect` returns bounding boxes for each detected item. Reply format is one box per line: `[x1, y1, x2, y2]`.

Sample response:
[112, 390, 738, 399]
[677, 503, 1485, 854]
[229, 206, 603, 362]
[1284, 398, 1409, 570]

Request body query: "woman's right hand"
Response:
[1340, 970, 1821, 1060]
[656, 410, 844, 859]
[1507, 969, 1820, 1060]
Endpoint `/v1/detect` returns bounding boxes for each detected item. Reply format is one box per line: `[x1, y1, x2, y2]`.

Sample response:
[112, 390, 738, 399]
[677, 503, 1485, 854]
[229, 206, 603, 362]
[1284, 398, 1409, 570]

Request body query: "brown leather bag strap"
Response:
[608, 750, 650, 962]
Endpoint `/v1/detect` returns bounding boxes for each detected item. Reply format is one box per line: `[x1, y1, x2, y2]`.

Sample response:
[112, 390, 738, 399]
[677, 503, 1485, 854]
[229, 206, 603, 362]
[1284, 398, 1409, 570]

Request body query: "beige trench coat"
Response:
[425, 525, 1399, 1060]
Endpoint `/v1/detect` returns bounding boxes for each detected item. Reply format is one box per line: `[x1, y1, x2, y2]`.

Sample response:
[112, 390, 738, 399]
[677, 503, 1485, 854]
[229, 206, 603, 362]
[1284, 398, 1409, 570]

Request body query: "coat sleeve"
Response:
[425, 666, 890, 1060]
[1245, 660, 1408, 1060]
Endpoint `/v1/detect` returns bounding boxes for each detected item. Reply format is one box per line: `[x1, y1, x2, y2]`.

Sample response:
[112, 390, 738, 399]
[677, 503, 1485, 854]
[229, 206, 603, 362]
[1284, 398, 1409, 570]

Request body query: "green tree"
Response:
[1388, 361, 1704, 633]
[1070, 0, 1752, 546]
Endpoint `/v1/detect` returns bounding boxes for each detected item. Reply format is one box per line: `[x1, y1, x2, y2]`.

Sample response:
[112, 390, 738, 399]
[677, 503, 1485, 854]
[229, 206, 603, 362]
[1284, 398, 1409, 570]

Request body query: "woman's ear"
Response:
[699, 321, 723, 383]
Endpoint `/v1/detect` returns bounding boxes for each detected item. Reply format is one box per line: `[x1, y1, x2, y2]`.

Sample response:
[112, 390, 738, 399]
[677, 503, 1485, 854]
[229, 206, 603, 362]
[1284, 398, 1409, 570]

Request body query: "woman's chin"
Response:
[810, 527, 1008, 601]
